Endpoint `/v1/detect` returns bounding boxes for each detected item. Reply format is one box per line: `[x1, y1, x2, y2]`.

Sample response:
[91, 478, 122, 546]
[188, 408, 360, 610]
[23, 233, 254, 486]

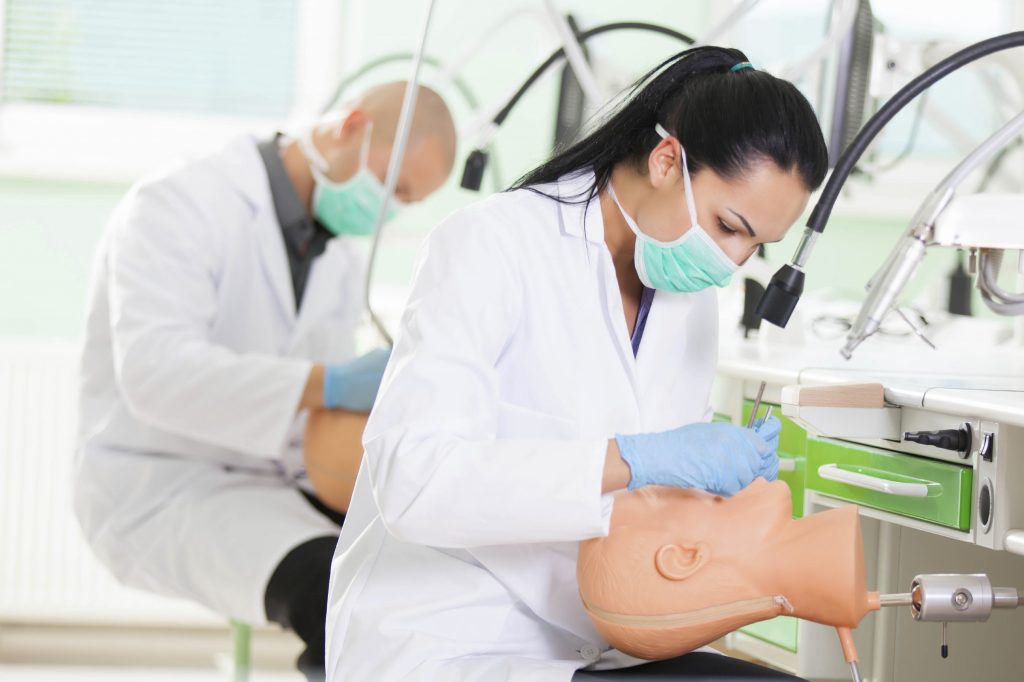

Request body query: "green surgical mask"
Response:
[608, 123, 738, 293]
[298, 122, 403, 237]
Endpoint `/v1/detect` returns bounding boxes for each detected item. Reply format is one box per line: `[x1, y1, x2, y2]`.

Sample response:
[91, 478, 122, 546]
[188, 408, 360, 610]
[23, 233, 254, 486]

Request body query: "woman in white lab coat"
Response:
[326, 46, 828, 680]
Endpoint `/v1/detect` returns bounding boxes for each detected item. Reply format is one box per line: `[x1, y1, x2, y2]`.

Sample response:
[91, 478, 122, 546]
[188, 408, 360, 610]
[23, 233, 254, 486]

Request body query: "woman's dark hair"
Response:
[510, 46, 828, 202]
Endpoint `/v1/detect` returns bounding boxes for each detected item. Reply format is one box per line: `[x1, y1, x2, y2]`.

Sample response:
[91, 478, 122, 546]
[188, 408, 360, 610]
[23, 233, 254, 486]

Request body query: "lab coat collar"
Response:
[554, 170, 605, 245]
[223, 135, 299, 321]
[218, 136, 277, 210]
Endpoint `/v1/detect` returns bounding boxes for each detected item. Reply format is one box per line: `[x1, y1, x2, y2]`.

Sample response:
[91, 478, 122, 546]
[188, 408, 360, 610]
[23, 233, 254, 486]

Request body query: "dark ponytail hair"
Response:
[511, 46, 828, 202]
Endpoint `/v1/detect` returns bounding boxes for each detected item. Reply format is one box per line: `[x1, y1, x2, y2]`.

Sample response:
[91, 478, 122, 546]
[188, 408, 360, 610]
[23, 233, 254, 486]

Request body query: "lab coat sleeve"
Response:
[107, 180, 311, 457]
[362, 205, 613, 548]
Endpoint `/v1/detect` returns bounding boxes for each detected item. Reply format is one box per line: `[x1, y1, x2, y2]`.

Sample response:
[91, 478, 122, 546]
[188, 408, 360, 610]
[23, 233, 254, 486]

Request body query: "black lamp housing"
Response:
[756, 265, 805, 328]
[460, 149, 489, 191]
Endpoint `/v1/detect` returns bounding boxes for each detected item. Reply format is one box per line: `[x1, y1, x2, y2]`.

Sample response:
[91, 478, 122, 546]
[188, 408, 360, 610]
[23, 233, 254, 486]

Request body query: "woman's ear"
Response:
[655, 541, 710, 580]
[647, 137, 681, 189]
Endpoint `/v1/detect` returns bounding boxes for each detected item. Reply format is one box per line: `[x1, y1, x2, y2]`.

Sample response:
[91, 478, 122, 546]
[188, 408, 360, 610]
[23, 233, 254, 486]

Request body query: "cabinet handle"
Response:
[778, 458, 797, 473]
[818, 464, 932, 498]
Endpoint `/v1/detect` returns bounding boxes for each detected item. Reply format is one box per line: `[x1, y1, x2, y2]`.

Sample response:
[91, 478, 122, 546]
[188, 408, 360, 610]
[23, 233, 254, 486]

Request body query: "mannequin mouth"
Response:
[581, 595, 794, 629]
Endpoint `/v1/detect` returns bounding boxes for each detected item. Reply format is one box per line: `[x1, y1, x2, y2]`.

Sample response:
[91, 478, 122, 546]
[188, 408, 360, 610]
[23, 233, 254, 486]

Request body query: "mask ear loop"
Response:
[360, 119, 407, 209]
[300, 117, 375, 181]
[358, 120, 374, 170]
[654, 123, 699, 231]
[298, 128, 331, 174]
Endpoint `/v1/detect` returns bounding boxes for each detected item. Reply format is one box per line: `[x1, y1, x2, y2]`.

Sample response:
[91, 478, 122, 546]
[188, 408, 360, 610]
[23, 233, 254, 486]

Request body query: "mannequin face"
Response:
[577, 479, 873, 659]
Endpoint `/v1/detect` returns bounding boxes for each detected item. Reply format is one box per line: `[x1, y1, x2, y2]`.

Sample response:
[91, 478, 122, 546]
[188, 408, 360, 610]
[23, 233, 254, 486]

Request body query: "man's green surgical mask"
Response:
[608, 123, 738, 293]
[298, 122, 403, 237]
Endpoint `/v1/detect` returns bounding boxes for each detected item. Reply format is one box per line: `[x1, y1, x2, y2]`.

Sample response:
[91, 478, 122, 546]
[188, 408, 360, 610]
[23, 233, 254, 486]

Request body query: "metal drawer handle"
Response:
[778, 458, 797, 473]
[817, 464, 932, 498]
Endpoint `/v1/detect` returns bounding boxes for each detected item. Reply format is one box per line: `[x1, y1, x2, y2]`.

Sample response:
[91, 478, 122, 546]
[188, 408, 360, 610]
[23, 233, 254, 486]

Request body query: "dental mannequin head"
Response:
[577, 479, 877, 659]
[303, 409, 369, 514]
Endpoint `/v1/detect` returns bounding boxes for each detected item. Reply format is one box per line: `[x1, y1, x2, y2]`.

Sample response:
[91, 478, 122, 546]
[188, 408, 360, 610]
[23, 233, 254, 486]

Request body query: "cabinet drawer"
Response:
[806, 437, 973, 530]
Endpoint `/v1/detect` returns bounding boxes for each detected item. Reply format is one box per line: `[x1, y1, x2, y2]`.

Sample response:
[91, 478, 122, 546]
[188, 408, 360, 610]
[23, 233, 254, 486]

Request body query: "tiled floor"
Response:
[0, 624, 305, 681]
[0, 627, 779, 681]
[0, 664, 303, 681]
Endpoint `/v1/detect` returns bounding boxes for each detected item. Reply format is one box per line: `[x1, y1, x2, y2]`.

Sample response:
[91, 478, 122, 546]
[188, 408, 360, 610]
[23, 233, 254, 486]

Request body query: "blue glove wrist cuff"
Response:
[322, 367, 340, 409]
[615, 433, 646, 491]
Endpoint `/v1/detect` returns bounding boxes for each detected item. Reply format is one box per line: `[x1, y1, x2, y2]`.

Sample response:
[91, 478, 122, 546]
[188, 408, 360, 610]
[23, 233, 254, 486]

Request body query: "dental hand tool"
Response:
[747, 381, 768, 428]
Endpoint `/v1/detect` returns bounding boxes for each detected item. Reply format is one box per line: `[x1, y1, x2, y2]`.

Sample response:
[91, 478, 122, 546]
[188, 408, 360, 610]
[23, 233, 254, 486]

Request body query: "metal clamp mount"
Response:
[880, 573, 1023, 659]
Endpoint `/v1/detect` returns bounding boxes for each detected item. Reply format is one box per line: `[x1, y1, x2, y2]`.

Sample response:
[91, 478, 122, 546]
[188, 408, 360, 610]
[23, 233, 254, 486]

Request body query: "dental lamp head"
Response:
[756, 31, 1024, 347]
[460, 148, 489, 191]
[755, 230, 816, 327]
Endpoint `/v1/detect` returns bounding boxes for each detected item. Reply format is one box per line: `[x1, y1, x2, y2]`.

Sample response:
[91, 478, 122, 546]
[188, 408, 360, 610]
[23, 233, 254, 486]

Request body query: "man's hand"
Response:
[322, 347, 392, 411]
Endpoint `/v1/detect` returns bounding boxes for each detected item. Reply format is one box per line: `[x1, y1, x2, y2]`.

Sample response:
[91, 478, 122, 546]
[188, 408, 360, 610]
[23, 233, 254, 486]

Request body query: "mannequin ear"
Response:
[655, 542, 710, 581]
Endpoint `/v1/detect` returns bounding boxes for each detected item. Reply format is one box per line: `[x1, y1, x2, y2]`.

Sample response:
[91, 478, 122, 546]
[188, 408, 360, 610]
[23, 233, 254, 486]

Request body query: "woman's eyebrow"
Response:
[727, 208, 756, 237]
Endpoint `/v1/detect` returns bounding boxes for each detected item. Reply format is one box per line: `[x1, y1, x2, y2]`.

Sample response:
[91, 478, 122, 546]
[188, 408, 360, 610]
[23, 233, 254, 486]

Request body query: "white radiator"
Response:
[0, 338, 217, 626]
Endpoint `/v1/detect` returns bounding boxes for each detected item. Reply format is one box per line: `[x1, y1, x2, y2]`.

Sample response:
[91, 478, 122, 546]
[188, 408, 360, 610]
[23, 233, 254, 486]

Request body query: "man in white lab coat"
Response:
[73, 82, 455, 679]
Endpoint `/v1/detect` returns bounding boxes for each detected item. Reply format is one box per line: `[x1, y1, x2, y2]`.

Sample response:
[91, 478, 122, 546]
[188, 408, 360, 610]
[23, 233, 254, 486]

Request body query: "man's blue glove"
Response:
[322, 347, 392, 411]
[615, 416, 781, 495]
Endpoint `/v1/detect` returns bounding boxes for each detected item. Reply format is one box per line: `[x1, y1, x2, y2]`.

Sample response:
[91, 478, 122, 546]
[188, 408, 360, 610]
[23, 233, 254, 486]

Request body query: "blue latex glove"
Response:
[322, 347, 392, 411]
[615, 416, 781, 495]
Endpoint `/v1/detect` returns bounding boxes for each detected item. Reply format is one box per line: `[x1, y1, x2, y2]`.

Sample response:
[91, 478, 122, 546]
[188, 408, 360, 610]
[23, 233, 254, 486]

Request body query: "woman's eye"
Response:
[717, 218, 737, 235]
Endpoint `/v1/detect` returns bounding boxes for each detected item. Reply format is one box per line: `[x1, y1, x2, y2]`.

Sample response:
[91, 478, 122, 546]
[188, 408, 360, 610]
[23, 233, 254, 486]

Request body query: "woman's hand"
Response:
[606, 417, 781, 495]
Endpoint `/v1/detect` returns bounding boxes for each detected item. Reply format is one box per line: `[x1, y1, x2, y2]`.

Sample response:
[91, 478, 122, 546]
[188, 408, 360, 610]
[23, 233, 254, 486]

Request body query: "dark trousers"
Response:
[572, 652, 808, 681]
[264, 491, 344, 681]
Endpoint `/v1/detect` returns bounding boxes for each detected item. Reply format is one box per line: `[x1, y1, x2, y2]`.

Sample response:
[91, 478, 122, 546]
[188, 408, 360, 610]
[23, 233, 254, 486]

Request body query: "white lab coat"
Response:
[325, 171, 719, 680]
[74, 136, 365, 623]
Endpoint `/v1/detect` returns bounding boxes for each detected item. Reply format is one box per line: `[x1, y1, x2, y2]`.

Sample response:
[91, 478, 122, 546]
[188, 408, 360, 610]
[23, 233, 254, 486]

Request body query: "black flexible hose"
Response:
[491, 22, 695, 127]
[807, 30, 1024, 233]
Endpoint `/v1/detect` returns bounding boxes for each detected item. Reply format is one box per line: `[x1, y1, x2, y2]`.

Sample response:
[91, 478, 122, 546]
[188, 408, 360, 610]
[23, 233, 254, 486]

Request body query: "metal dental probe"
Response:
[747, 381, 767, 428]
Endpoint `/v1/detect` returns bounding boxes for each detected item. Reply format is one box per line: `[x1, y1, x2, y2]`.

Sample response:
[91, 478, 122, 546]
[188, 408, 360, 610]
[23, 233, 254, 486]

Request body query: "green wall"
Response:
[0, 1, 1011, 340]
[0, 178, 126, 338]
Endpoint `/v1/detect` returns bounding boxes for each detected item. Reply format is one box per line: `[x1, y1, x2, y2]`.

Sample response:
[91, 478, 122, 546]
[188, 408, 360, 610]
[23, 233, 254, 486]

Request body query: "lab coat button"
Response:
[579, 644, 601, 661]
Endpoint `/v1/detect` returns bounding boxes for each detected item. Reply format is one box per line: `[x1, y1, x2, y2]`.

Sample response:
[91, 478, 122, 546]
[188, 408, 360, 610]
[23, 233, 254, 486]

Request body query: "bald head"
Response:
[312, 81, 456, 203]
[355, 81, 457, 170]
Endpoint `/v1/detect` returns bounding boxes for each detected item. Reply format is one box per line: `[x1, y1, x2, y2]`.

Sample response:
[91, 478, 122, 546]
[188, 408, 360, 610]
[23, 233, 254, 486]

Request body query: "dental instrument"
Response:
[747, 380, 768, 428]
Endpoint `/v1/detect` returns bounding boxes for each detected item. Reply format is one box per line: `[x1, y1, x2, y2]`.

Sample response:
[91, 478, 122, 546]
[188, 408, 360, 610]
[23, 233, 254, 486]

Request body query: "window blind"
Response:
[2, 0, 298, 116]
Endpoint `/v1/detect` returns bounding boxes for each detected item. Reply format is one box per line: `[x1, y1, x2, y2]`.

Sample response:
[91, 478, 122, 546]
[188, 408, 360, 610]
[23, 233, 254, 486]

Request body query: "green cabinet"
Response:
[805, 437, 973, 531]
[740, 615, 799, 653]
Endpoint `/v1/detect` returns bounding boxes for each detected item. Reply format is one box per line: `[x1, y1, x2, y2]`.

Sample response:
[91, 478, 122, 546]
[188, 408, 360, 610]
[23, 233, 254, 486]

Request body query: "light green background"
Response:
[0, 1, 1013, 339]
